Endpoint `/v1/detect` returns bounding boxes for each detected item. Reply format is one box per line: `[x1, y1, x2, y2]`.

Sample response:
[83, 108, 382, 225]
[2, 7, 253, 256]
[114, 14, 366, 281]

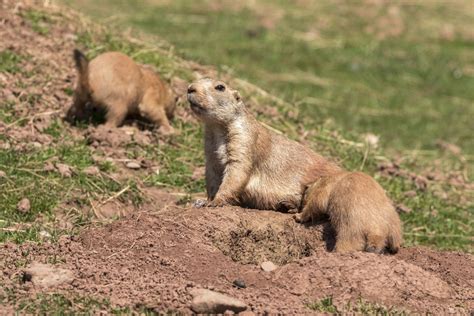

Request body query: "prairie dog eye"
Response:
[215, 84, 226, 92]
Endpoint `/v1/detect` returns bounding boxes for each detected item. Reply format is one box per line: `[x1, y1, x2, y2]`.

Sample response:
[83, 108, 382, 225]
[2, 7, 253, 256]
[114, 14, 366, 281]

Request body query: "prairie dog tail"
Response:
[73, 49, 89, 91]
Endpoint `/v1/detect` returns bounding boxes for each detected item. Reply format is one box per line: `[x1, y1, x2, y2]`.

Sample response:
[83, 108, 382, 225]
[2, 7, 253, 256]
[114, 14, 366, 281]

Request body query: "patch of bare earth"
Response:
[1, 191, 473, 314]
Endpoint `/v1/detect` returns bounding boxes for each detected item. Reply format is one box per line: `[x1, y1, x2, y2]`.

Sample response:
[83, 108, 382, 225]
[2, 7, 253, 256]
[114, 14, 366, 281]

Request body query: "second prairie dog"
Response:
[68, 50, 176, 134]
[296, 171, 403, 253]
[187, 78, 402, 253]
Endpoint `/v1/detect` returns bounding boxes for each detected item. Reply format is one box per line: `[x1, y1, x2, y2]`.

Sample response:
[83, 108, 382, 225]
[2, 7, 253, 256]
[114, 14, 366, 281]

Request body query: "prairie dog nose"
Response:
[187, 84, 197, 94]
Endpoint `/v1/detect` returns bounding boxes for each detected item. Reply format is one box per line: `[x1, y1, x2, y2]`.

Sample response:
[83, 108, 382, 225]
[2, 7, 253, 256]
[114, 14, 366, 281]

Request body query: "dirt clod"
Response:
[260, 261, 278, 272]
[17, 198, 31, 213]
[396, 203, 412, 214]
[125, 161, 141, 170]
[190, 288, 247, 314]
[233, 279, 247, 289]
[56, 163, 73, 177]
[23, 262, 74, 288]
[83, 166, 100, 176]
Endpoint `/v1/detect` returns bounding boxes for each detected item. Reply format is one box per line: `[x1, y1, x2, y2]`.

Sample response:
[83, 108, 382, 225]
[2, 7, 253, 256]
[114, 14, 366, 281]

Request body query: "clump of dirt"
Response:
[1, 191, 473, 314]
[206, 210, 329, 265]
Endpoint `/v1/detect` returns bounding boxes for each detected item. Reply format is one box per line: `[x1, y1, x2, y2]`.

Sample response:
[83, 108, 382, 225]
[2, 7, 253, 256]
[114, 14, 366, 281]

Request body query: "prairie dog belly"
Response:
[242, 172, 302, 210]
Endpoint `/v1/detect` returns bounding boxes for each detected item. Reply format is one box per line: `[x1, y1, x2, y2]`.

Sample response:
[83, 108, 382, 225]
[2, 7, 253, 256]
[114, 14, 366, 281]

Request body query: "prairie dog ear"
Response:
[232, 90, 241, 102]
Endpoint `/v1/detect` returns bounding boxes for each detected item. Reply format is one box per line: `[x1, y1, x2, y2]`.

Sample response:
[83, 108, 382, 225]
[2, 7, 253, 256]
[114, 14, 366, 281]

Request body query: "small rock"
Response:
[233, 279, 246, 289]
[364, 133, 379, 148]
[17, 198, 31, 213]
[83, 166, 100, 176]
[403, 190, 417, 198]
[193, 199, 207, 208]
[413, 175, 428, 191]
[43, 161, 55, 172]
[190, 288, 247, 314]
[39, 230, 51, 239]
[260, 261, 278, 272]
[125, 161, 141, 170]
[56, 163, 73, 177]
[23, 262, 74, 288]
[0, 170, 6, 178]
[396, 203, 412, 214]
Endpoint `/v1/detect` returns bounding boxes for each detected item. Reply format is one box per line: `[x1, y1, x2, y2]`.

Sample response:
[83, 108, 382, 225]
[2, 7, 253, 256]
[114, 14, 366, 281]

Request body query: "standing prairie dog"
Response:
[68, 50, 176, 134]
[187, 78, 402, 253]
[187, 78, 341, 211]
[296, 172, 402, 253]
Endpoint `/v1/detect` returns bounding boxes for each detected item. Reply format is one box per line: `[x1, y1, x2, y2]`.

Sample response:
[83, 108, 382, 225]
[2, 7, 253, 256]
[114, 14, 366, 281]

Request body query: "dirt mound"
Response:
[1, 191, 473, 314]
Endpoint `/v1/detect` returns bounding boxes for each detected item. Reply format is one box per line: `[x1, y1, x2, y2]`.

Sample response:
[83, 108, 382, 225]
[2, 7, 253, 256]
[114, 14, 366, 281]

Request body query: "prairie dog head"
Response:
[187, 78, 243, 124]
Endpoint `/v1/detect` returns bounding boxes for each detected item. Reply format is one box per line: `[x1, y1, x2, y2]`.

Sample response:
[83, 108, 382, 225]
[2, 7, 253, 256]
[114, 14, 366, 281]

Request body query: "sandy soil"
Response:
[1, 192, 473, 314]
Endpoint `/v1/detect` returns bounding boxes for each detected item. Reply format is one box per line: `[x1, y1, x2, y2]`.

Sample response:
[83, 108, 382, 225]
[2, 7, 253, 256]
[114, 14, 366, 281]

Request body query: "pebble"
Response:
[56, 163, 73, 177]
[190, 288, 247, 314]
[403, 190, 417, 198]
[260, 261, 278, 272]
[0, 170, 6, 178]
[396, 203, 412, 214]
[39, 230, 51, 239]
[43, 161, 55, 172]
[83, 166, 100, 176]
[233, 279, 246, 289]
[125, 161, 141, 170]
[193, 199, 207, 208]
[17, 198, 31, 213]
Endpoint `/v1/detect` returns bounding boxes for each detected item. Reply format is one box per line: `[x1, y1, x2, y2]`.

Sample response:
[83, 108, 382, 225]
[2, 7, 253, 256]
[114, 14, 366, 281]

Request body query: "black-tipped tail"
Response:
[73, 49, 88, 73]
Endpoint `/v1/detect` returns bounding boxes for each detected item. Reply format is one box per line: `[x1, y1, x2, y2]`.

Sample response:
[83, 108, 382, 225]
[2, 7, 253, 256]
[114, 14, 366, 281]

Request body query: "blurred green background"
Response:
[64, 0, 474, 158]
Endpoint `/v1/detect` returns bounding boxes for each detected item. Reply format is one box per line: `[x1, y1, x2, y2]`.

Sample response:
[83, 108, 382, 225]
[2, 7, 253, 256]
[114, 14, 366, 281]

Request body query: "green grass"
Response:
[1, 292, 160, 315]
[307, 296, 407, 315]
[0, 134, 140, 243]
[64, 0, 474, 156]
[307, 296, 338, 314]
[20, 9, 51, 35]
[0, 50, 23, 74]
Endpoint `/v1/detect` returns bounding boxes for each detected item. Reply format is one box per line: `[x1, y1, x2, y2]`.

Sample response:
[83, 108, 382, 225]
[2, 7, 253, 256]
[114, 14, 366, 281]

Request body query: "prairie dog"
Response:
[296, 172, 403, 253]
[187, 78, 402, 253]
[187, 78, 340, 210]
[67, 50, 176, 134]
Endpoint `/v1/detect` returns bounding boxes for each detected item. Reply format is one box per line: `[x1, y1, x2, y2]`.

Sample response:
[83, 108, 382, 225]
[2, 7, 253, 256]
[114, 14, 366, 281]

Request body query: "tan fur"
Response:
[67, 50, 175, 134]
[297, 171, 403, 253]
[187, 78, 340, 210]
[187, 78, 402, 254]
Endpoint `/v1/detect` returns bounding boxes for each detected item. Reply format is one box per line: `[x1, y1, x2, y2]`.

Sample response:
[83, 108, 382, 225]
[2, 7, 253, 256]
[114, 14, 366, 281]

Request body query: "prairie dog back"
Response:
[68, 50, 176, 134]
[298, 171, 402, 253]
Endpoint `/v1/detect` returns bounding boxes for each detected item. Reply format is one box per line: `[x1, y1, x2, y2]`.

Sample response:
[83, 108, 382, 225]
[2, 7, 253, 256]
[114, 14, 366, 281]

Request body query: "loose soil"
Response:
[1, 194, 473, 314]
[0, 1, 473, 314]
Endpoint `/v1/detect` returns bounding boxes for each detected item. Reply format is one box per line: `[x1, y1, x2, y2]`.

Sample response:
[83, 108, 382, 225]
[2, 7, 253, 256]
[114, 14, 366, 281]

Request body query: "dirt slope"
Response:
[0, 1, 473, 314]
[1, 192, 473, 314]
